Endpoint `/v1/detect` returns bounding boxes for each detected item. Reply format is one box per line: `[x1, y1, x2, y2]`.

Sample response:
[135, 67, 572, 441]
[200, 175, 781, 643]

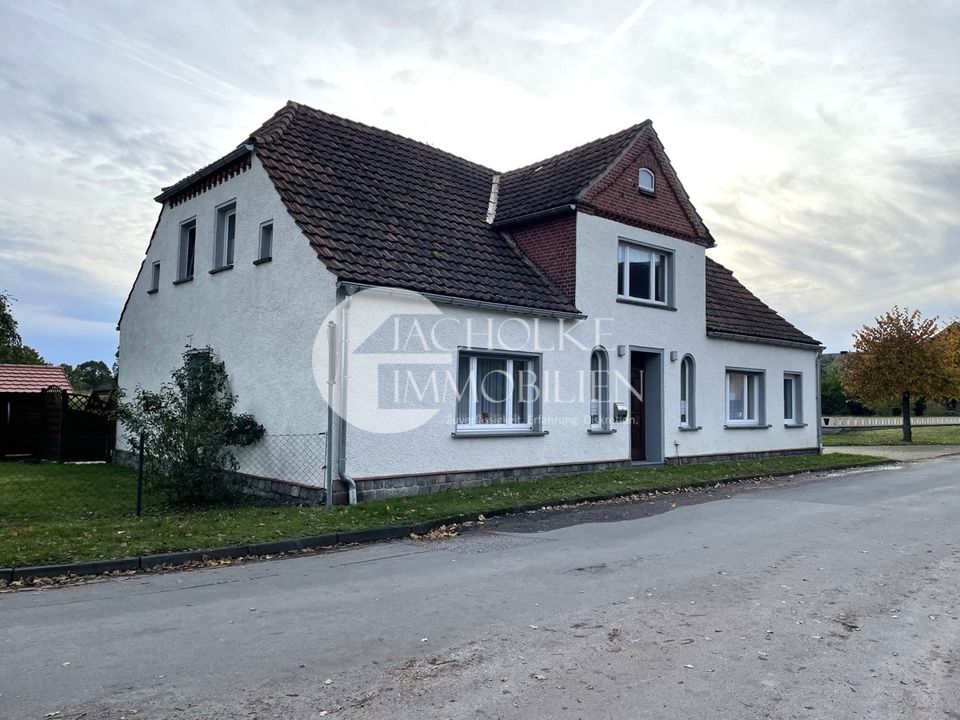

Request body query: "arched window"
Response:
[638, 167, 655, 195]
[680, 355, 695, 428]
[590, 347, 610, 430]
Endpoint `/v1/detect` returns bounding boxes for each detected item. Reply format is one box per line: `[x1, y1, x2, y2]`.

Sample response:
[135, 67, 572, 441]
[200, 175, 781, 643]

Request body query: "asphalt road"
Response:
[2, 457, 959, 720]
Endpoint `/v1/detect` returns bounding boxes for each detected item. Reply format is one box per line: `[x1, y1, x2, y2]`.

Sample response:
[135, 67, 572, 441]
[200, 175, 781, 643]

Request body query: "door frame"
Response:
[628, 348, 664, 463]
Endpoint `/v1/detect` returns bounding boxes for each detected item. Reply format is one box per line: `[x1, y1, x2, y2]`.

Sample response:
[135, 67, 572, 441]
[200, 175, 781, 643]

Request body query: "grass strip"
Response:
[0, 452, 885, 567]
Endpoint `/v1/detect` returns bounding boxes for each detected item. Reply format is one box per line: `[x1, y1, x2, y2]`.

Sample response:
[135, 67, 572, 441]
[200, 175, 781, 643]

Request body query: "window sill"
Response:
[784, 422, 808, 428]
[253, 257, 272, 266]
[587, 428, 617, 435]
[638, 188, 656, 198]
[451, 430, 549, 439]
[209, 264, 234, 275]
[678, 425, 702, 432]
[146, 288, 158, 295]
[616, 296, 677, 311]
[723, 423, 772, 430]
[172, 277, 193, 286]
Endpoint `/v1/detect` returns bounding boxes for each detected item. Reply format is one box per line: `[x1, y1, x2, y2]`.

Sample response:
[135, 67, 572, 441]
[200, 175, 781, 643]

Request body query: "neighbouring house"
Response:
[0, 364, 71, 458]
[118, 101, 822, 503]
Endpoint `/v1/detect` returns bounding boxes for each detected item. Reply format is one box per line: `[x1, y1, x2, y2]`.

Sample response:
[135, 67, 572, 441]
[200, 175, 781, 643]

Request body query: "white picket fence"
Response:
[822, 416, 960, 428]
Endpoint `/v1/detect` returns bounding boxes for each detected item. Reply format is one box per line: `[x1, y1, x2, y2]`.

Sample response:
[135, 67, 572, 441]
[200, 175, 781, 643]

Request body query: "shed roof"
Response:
[0, 364, 72, 393]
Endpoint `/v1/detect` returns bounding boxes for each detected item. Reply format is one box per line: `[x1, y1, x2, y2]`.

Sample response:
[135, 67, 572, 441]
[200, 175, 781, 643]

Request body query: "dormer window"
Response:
[638, 167, 655, 195]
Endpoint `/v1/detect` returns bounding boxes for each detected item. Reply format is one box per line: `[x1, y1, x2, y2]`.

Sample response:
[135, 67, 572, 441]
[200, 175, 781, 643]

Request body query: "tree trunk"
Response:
[901, 392, 912, 443]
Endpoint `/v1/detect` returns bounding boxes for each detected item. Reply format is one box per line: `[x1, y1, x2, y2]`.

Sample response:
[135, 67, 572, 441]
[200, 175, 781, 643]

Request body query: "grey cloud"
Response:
[0, 0, 957, 362]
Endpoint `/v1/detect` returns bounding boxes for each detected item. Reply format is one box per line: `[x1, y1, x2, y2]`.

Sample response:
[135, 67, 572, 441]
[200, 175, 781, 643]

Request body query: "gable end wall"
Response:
[582, 135, 699, 242]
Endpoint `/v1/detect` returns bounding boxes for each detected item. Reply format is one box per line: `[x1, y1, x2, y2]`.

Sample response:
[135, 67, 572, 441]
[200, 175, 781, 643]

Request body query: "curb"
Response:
[3, 458, 890, 583]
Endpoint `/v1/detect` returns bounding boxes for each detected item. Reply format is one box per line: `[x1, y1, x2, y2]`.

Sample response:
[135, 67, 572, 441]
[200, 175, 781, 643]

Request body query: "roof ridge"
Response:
[258, 100, 500, 176]
[247, 99, 301, 145]
[503, 120, 650, 177]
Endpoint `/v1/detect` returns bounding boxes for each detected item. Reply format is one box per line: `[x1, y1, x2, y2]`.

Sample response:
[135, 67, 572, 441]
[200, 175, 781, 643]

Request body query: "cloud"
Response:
[0, 0, 956, 364]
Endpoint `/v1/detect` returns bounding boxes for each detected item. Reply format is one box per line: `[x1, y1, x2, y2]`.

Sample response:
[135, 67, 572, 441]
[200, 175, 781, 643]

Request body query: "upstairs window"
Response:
[618, 242, 670, 304]
[214, 202, 237, 269]
[148, 261, 160, 293]
[456, 352, 540, 433]
[257, 221, 273, 264]
[177, 219, 196, 281]
[590, 347, 610, 430]
[638, 167, 655, 195]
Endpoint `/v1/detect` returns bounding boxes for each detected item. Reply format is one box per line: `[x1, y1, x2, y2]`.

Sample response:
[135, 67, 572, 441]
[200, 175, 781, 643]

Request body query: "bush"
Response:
[120, 347, 264, 506]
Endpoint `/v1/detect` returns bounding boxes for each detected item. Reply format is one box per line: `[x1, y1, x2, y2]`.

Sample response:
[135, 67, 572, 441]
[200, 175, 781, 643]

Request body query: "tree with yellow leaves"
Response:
[842, 307, 960, 442]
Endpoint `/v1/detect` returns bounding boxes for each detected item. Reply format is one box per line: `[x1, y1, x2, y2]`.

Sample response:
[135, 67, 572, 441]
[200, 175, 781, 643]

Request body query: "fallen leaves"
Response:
[409, 525, 459, 541]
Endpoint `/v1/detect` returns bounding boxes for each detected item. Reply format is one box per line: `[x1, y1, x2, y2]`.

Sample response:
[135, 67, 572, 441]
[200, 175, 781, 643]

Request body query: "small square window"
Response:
[726, 369, 764, 425]
[617, 241, 670, 304]
[257, 221, 273, 263]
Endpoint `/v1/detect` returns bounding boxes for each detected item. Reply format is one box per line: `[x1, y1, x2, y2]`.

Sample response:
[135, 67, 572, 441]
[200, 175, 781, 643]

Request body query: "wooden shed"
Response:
[0, 364, 72, 459]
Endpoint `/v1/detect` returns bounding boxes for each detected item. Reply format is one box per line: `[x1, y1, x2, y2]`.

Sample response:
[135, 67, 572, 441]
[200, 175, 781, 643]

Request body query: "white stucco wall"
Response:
[340, 292, 625, 479]
[119, 164, 819, 487]
[118, 156, 338, 472]
[575, 212, 820, 461]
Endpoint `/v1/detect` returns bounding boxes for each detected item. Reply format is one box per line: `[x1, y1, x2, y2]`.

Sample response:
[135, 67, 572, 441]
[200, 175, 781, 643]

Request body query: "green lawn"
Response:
[822, 425, 960, 446]
[0, 453, 884, 568]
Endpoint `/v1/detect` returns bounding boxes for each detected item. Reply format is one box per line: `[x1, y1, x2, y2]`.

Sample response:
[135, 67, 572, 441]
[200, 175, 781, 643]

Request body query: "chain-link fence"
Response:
[0, 432, 328, 524]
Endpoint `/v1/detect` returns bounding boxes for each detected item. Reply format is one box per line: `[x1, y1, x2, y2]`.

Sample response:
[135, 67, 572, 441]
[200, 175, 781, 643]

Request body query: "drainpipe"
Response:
[337, 287, 358, 504]
[324, 320, 337, 508]
[815, 348, 824, 454]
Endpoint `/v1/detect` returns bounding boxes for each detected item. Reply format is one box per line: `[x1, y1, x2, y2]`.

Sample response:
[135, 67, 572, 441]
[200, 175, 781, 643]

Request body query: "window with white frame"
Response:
[257, 221, 273, 262]
[617, 242, 670, 304]
[149, 261, 160, 293]
[177, 219, 196, 281]
[783, 373, 802, 424]
[456, 352, 539, 432]
[214, 202, 237, 269]
[726, 369, 764, 425]
[590, 347, 610, 430]
[638, 167, 655, 195]
[680, 355, 695, 427]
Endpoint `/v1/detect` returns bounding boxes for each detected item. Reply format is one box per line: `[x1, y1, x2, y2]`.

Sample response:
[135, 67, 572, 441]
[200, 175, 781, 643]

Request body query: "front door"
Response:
[630, 362, 645, 461]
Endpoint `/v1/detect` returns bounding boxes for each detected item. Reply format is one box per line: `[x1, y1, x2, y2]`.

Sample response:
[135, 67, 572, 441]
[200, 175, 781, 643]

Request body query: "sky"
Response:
[0, 0, 957, 365]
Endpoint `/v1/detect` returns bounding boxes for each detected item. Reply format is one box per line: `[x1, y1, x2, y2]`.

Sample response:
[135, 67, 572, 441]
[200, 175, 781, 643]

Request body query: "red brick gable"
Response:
[580, 128, 713, 246]
[508, 214, 577, 302]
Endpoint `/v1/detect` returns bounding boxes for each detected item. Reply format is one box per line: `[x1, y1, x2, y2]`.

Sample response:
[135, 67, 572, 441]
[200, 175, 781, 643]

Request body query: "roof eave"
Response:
[338, 282, 584, 320]
[491, 204, 576, 229]
[154, 144, 254, 204]
[707, 330, 823, 351]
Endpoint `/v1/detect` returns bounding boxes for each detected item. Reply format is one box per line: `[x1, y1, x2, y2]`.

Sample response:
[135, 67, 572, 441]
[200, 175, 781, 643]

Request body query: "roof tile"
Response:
[252, 103, 579, 314]
[705, 258, 820, 346]
[0, 364, 72, 393]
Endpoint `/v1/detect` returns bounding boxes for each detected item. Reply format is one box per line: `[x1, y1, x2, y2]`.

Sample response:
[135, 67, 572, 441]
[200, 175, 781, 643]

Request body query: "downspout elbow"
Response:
[338, 463, 357, 505]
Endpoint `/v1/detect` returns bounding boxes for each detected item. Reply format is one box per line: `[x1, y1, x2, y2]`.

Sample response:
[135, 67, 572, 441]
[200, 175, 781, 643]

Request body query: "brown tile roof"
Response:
[705, 258, 820, 347]
[248, 102, 578, 315]
[145, 102, 816, 348]
[0, 364, 71, 393]
[494, 123, 646, 224]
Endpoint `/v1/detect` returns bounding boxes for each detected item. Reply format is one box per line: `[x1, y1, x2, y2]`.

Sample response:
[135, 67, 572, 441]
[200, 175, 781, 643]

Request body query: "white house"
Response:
[118, 101, 823, 503]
